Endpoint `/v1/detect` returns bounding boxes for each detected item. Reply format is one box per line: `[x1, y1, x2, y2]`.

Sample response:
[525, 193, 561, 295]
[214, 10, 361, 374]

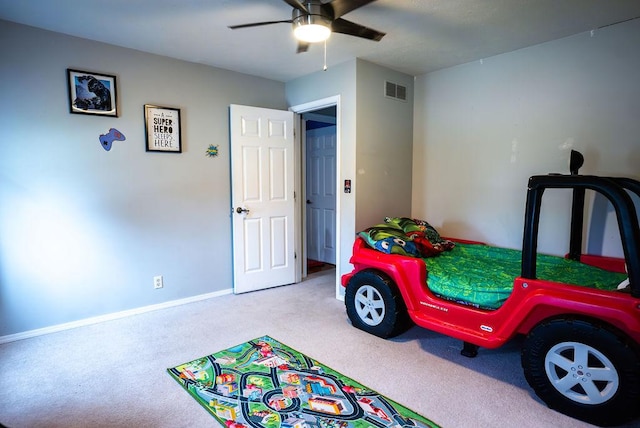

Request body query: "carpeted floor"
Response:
[0, 268, 632, 427]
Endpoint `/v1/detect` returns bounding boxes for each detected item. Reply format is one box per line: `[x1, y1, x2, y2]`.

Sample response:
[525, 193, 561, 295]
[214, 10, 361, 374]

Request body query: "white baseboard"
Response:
[0, 288, 233, 344]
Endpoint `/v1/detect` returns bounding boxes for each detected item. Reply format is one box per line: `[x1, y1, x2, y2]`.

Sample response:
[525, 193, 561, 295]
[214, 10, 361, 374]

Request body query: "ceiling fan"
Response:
[228, 0, 385, 53]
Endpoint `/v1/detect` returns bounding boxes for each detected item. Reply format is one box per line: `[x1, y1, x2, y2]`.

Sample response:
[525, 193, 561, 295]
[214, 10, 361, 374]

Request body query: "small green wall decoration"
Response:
[206, 145, 219, 157]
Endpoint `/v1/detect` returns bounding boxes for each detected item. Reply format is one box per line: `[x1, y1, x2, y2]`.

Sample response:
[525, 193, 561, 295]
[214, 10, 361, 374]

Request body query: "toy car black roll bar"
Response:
[522, 152, 640, 297]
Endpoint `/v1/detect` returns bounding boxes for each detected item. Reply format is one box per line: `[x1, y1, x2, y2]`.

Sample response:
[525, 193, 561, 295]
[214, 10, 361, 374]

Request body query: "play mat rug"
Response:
[168, 335, 439, 428]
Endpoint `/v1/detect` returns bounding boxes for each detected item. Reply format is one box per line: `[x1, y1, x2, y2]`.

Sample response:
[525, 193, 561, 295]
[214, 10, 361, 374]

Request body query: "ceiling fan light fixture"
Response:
[292, 4, 331, 44]
[294, 22, 331, 43]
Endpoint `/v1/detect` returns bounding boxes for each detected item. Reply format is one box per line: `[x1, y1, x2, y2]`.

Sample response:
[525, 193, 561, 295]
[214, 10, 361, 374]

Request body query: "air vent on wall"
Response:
[385, 80, 407, 102]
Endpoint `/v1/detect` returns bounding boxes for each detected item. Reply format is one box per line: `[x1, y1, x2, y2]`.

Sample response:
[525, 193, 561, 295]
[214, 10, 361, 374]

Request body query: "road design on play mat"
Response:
[168, 336, 439, 428]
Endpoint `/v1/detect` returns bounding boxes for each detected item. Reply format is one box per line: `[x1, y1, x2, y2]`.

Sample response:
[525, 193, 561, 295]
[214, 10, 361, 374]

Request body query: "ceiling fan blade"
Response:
[282, 0, 308, 13]
[229, 20, 292, 30]
[325, 0, 379, 19]
[296, 42, 310, 54]
[331, 18, 385, 41]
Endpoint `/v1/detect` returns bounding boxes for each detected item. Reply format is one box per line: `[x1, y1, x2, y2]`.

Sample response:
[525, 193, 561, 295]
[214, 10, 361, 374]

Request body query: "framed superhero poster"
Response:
[144, 104, 182, 153]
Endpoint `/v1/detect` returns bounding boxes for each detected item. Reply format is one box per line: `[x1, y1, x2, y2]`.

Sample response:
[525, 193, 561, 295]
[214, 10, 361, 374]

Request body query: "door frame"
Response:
[290, 95, 341, 293]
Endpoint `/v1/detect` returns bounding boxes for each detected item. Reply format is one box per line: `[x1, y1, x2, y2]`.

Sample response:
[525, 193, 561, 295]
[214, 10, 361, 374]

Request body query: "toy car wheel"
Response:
[522, 319, 640, 426]
[345, 270, 411, 338]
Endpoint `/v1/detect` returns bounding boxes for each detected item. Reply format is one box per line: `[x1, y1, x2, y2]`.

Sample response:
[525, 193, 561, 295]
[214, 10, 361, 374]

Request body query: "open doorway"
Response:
[290, 96, 340, 287]
[303, 106, 337, 275]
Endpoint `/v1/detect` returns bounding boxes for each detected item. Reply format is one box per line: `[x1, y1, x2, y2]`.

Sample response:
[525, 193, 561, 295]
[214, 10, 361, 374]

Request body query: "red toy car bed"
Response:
[341, 151, 640, 427]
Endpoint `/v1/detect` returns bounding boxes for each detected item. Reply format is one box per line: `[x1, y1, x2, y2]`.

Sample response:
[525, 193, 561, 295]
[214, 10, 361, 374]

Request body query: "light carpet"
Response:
[1, 268, 628, 427]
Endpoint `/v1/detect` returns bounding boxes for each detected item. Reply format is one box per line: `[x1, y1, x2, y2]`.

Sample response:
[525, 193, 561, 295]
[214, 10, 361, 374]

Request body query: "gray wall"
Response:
[286, 59, 415, 287]
[286, 60, 358, 285]
[0, 21, 286, 336]
[356, 61, 414, 230]
[412, 18, 640, 257]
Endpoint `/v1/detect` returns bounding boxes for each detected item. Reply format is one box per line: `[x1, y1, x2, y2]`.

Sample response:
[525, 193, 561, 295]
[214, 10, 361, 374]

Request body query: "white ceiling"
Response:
[2, 0, 640, 82]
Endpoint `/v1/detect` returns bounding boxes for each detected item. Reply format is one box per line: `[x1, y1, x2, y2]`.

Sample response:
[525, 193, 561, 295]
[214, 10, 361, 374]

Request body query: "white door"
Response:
[230, 105, 296, 294]
[306, 125, 336, 264]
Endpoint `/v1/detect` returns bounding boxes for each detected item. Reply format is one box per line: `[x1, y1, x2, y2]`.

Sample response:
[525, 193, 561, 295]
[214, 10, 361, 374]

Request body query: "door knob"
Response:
[306, 200, 312, 204]
[236, 207, 250, 214]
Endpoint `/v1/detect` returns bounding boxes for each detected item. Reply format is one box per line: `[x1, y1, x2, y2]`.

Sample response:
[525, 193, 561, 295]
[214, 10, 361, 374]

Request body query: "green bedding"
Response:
[425, 243, 627, 310]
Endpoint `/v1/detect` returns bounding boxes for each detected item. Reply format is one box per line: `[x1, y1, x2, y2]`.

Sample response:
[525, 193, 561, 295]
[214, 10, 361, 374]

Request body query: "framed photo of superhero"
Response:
[144, 105, 182, 153]
[67, 69, 118, 117]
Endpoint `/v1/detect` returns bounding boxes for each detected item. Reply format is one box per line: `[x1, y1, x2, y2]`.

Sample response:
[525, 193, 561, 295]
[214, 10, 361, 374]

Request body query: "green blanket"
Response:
[425, 243, 627, 310]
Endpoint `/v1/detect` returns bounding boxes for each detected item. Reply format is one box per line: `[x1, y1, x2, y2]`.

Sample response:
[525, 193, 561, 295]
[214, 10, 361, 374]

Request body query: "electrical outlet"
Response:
[153, 275, 163, 289]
